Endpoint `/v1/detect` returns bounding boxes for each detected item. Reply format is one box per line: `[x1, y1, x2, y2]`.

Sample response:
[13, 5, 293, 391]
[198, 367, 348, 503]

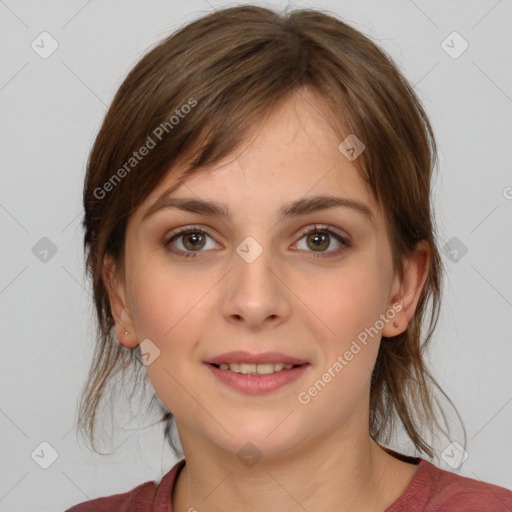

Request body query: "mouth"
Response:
[203, 351, 311, 395]
[208, 362, 304, 375]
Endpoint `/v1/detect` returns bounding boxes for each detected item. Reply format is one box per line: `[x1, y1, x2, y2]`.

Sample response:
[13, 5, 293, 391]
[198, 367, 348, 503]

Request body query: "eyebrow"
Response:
[142, 194, 374, 224]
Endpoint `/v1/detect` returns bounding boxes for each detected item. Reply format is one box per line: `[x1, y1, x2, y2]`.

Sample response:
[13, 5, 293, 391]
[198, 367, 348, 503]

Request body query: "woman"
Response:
[67, 5, 512, 511]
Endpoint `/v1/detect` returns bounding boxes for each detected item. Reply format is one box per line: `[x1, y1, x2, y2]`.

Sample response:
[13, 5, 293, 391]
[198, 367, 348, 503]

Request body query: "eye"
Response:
[164, 224, 351, 259]
[293, 224, 351, 259]
[164, 226, 219, 258]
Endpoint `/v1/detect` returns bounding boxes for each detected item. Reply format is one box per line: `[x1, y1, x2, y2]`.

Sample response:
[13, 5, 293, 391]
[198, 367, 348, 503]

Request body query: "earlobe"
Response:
[102, 255, 139, 348]
[382, 241, 430, 338]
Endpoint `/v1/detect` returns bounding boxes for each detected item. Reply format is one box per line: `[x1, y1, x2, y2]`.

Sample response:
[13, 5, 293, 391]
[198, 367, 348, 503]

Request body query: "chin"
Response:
[208, 418, 309, 464]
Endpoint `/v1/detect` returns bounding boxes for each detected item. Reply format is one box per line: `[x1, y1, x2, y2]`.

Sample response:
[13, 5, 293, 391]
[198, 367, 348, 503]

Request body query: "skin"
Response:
[104, 87, 429, 512]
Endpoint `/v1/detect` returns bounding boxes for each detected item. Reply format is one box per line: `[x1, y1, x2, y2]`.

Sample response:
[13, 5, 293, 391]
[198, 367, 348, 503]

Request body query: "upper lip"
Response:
[204, 351, 309, 365]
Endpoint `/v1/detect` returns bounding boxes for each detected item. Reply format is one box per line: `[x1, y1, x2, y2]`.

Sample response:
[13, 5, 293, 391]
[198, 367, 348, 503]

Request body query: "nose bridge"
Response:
[222, 234, 287, 324]
[234, 233, 278, 297]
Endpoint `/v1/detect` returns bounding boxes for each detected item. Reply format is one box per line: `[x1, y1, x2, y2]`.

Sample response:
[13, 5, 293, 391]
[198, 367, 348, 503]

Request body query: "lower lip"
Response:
[204, 363, 310, 395]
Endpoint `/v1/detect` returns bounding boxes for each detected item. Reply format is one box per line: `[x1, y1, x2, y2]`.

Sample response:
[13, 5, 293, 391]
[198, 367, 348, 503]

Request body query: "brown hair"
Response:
[78, 4, 464, 458]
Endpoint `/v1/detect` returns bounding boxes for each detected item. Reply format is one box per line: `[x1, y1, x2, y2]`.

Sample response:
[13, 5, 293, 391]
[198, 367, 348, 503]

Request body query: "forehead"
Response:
[136, 89, 381, 224]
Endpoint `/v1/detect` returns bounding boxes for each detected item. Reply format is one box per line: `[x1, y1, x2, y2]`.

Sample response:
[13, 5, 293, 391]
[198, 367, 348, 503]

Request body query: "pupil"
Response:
[309, 232, 328, 250]
[185, 232, 204, 249]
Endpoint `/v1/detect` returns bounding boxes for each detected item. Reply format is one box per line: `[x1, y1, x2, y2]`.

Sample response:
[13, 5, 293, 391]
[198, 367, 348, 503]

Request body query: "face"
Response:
[105, 88, 426, 462]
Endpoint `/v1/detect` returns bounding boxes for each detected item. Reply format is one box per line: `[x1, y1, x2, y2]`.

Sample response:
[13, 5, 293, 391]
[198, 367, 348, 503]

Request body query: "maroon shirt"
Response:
[66, 458, 512, 511]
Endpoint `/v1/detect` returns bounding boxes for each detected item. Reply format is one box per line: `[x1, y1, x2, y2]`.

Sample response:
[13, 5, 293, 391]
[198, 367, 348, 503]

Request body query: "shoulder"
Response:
[65, 481, 157, 512]
[390, 459, 512, 512]
[64, 459, 186, 512]
[424, 461, 512, 510]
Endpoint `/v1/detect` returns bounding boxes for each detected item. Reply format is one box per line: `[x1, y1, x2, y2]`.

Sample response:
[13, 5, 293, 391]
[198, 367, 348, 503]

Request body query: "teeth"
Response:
[217, 362, 296, 374]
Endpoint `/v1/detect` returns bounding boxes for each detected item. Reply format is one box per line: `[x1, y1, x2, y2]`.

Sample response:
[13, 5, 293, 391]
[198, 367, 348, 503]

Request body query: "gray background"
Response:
[1, 0, 511, 510]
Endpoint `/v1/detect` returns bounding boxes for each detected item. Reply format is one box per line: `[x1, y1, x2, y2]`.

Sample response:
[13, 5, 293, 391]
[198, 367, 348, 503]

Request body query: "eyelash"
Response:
[164, 224, 351, 259]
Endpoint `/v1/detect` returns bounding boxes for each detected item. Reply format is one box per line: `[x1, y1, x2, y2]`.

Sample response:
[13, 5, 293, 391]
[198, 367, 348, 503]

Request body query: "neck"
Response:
[172, 430, 415, 512]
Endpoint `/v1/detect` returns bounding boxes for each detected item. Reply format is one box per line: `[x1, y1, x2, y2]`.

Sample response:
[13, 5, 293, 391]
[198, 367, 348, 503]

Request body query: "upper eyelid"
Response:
[301, 224, 350, 240]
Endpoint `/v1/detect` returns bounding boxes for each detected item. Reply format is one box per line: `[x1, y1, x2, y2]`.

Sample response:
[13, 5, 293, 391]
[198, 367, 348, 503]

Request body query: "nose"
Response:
[221, 242, 291, 330]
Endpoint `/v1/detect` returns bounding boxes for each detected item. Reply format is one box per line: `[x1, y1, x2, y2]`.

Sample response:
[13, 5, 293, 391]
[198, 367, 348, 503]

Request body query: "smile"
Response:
[214, 362, 298, 374]
[205, 362, 310, 395]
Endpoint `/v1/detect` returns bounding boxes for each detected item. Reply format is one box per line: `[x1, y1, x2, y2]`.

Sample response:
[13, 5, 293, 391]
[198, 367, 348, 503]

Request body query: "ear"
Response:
[102, 255, 138, 348]
[382, 240, 430, 337]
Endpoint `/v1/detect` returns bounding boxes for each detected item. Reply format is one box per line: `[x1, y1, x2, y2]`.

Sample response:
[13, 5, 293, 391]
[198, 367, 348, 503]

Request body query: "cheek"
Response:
[125, 238, 204, 334]
[125, 249, 226, 355]
[300, 255, 390, 400]
[128, 264, 209, 344]
[311, 259, 390, 345]
[126, 266, 211, 416]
